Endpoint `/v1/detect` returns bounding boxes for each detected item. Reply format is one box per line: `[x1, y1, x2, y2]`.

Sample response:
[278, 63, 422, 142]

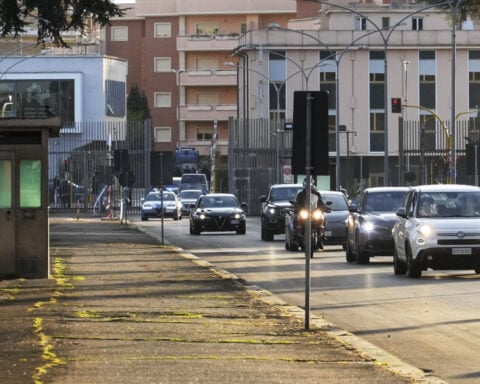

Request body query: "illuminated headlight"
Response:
[363, 222, 375, 232]
[419, 224, 432, 237]
[312, 210, 323, 221]
[267, 207, 276, 215]
[299, 209, 309, 220]
[234, 213, 242, 219]
[142, 204, 154, 210]
[198, 213, 206, 220]
[165, 203, 176, 208]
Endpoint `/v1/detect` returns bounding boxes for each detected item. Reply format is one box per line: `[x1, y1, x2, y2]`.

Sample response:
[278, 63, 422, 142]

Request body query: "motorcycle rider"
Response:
[293, 176, 330, 249]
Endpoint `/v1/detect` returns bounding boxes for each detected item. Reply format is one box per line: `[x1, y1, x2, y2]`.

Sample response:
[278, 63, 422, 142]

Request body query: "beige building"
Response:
[234, 2, 480, 188]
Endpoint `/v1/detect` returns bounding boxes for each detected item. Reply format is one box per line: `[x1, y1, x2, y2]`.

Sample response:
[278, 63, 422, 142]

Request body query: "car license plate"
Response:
[230, 219, 240, 224]
[452, 248, 472, 255]
[324, 231, 332, 237]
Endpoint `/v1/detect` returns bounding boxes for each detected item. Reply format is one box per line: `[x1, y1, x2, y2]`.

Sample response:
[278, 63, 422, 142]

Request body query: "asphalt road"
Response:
[133, 215, 480, 384]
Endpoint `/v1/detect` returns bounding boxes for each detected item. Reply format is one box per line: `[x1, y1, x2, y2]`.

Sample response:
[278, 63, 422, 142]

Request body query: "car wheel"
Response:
[189, 222, 200, 235]
[173, 212, 179, 221]
[264, 229, 274, 241]
[236, 223, 246, 235]
[346, 238, 356, 262]
[141, 216, 148, 221]
[355, 231, 369, 264]
[406, 244, 421, 278]
[393, 246, 407, 275]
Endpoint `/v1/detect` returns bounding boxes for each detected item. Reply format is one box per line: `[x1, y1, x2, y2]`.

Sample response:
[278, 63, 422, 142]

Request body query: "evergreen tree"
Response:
[127, 84, 150, 121]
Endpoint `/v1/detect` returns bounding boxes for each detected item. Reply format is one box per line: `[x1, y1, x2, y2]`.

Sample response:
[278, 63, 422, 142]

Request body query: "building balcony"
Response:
[180, 69, 237, 86]
[178, 104, 237, 121]
[177, 34, 240, 52]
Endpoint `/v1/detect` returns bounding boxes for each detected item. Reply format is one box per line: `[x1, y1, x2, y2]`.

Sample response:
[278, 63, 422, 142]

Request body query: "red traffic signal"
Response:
[391, 97, 402, 113]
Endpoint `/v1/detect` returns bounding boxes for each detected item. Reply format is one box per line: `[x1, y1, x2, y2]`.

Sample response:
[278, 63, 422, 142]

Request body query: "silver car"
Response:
[178, 189, 203, 214]
[393, 184, 480, 277]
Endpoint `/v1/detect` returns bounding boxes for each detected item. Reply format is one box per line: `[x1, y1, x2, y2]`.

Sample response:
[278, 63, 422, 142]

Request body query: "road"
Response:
[134, 216, 480, 384]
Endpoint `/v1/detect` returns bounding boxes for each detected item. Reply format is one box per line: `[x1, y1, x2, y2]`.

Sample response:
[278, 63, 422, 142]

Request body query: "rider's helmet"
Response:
[302, 176, 316, 189]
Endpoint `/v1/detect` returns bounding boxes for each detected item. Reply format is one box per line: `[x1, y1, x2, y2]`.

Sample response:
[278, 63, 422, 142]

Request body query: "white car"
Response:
[392, 184, 480, 278]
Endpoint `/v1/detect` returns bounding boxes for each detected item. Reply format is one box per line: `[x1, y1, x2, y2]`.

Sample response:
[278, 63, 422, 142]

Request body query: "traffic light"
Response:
[391, 97, 402, 113]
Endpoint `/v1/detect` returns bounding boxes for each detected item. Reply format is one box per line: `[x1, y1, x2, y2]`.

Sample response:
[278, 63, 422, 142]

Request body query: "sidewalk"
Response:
[0, 218, 446, 384]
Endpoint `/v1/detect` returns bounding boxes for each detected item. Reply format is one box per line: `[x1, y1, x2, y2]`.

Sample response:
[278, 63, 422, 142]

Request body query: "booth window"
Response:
[20, 160, 41, 208]
[0, 160, 12, 208]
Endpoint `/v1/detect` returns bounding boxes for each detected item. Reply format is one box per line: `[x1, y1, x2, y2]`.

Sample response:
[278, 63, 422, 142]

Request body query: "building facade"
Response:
[233, 2, 480, 190]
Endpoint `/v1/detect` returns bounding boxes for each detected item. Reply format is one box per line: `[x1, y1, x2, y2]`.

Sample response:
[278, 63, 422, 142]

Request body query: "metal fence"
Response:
[48, 120, 151, 216]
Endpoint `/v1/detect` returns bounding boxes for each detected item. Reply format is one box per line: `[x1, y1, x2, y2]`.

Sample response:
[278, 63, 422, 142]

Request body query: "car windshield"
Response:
[270, 187, 301, 202]
[417, 191, 480, 218]
[179, 191, 202, 199]
[363, 191, 407, 212]
[321, 193, 348, 211]
[199, 196, 239, 208]
[146, 193, 175, 201]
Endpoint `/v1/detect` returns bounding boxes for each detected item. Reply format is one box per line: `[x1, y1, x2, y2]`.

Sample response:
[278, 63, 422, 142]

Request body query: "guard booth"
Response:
[0, 118, 60, 278]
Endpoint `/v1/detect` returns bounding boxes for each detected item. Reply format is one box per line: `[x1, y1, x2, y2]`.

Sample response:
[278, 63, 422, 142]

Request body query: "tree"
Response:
[127, 84, 150, 121]
[427, 0, 480, 21]
[0, 0, 126, 46]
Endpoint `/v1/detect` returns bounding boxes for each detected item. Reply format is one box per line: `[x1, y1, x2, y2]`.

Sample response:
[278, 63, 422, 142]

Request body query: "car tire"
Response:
[141, 216, 148, 221]
[406, 244, 421, 278]
[355, 232, 369, 264]
[393, 247, 407, 275]
[264, 229, 274, 241]
[346, 239, 356, 262]
[189, 222, 200, 235]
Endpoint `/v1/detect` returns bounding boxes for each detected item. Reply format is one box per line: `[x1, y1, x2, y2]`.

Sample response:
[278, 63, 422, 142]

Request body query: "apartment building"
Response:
[103, 0, 316, 172]
[234, 1, 480, 188]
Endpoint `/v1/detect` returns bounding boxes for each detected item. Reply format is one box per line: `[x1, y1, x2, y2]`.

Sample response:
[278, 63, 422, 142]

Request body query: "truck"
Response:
[174, 147, 199, 175]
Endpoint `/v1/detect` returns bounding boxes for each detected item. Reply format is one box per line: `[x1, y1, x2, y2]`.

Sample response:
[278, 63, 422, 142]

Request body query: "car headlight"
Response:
[267, 207, 276, 215]
[419, 224, 432, 237]
[363, 221, 375, 232]
[142, 204, 153, 210]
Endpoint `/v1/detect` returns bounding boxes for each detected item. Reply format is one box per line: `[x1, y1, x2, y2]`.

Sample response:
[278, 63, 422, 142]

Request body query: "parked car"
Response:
[392, 184, 480, 278]
[141, 190, 182, 221]
[346, 186, 409, 264]
[190, 193, 247, 235]
[319, 190, 349, 248]
[259, 184, 303, 241]
[178, 189, 203, 215]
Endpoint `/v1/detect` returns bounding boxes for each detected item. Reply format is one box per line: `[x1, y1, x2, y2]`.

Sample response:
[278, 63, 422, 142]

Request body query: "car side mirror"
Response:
[259, 195, 266, 203]
[348, 204, 358, 212]
[396, 207, 407, 218]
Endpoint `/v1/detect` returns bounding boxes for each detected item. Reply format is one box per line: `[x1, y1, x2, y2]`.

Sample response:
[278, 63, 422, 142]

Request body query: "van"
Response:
[179, 173, 208, 194]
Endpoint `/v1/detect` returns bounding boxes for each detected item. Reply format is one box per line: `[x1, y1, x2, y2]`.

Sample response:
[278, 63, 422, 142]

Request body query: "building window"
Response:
[469, 51, 480, 109]
[154, 23, 171, 38]
[370, 112, 384, 152]
[412, 17, 423, 31]
[196, 58, 218, 70]
[154, 92, 171, 108]
[154, 127, 172, 142]
[154, 57, 172, 73]
[105, 80, 126, 117]
[196, 23, 219, 35]
[196, 127, 213, 141]
[419, 50, 436, 110]
[269, 51, 286, 121]
[240, 23, 247, 33]
[111, 26, 128, 41]
[355, 17, 367, 31]
[382, 17, 390, 29]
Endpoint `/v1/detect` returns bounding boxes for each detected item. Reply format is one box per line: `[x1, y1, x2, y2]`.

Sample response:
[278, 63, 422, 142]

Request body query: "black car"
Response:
[346, 187, 409, 264]
[259, 184, 303, 241]
[190, 193, 247, 235]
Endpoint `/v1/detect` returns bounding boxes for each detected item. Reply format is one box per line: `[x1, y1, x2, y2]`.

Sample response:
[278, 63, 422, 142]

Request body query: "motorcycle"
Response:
[284, 201, 330, 257]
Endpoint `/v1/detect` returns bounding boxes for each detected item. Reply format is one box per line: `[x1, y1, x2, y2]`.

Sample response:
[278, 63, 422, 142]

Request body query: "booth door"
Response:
[0, 151, 15, 275]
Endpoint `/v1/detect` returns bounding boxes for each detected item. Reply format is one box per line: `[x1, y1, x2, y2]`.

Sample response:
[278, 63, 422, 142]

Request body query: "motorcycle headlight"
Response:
[299, 209, 309, 220]
[312, 209, 323, 221]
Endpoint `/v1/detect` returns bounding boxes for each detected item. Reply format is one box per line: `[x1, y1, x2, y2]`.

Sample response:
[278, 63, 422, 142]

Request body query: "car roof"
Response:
[318, 190, 345, 195]
[410, 184, 480, 193]
[271, 184, 302, 188]
[179, 189, 203, 193]
[363, 186, 410, 193]
[201, 193, 236, 197]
